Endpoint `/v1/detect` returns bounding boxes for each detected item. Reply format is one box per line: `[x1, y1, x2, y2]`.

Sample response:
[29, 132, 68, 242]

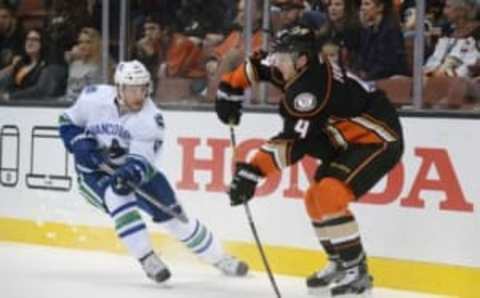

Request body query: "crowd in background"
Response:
[0, 0, 478, 110]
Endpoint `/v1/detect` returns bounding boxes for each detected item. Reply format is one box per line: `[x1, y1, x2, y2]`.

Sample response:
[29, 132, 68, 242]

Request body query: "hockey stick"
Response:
[229, 125, 282, 298]
[99, 163, 188, 223]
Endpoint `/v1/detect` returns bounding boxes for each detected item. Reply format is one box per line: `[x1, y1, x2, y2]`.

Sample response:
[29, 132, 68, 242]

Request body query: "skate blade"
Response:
[153, 282, 173, 289]
[333, 289, 373, 298]
[308, 286, 332, 297]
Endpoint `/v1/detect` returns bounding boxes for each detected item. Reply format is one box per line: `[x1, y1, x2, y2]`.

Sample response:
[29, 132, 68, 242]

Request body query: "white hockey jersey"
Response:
[63, 84, 165, 167]
[424, 36, 480, 78]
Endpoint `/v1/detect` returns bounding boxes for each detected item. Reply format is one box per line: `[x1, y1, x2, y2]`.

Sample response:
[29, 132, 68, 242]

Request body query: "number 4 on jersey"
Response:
[295, 119, 310, 138]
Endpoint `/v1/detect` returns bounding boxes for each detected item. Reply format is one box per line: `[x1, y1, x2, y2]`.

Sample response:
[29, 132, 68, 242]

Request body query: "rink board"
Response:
[0, 107, 479, 297]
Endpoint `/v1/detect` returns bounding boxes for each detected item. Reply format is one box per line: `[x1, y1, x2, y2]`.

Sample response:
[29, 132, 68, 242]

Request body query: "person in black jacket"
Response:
[0, 3, 24, 70]
[317, 0, 362, 66]
[0, 28, 67, 101]
[352, 0, 409, 80]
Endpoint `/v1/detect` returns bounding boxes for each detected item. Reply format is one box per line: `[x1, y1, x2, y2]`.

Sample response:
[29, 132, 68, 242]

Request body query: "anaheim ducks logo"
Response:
[293, 92, 317, 112]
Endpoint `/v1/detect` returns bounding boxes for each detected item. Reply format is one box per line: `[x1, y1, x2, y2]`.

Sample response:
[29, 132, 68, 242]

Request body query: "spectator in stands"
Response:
[132, 15, 162, 87]
[351, 0, 408, 80]
[399, 1, 442, 71]
[0, 28, 51, 101]
[424, 0, 480, 78]
[422, 0, 480, 108]
[203, 0, 265, 100]
[205, 0, 264, 74]
[133, 12, 220, 92]
[222, 0, 239, 32]
[148, 1, 229, 81]
[156, 28, 206, 80]
[400, 0, 447, 31]
[129, 0, 174, 39]
[0, 26, 67, 101]
[153, 1, 232, 101]
[272, 0, 326, 30]
[272, 0, 308, 30]
[308, 0, 330, 12]
[317, 0, 362, 65]
[65, 27, 107, 102]
[378, 0, 480, 109]
[175, 0, 230, 36]
[0, 3, 24, 70]
[87, 0, 123, 60]
[43, 0, 93, 57]
[152, 26, 210, 101]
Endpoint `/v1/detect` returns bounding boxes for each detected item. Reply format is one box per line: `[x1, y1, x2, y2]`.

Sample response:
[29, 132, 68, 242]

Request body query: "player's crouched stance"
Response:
[215, 24, 404, 296]
[58, 60, 248, 284]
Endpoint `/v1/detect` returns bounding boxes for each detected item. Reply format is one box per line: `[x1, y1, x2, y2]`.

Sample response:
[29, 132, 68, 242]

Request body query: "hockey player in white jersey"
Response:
[58, 60, 248, 283]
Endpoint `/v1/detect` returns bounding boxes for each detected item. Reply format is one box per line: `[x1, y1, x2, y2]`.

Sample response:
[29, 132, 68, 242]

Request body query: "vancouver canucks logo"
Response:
[109, 138, 127, 159]
[86, 123, 131, 140]
[293, 92, 317, 112]
[154, 113, 164, 128]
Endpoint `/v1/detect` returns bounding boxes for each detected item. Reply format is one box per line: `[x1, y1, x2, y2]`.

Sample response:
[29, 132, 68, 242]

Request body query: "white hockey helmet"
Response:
[115, 60, 152, 111]
[114, 60, 151, 86]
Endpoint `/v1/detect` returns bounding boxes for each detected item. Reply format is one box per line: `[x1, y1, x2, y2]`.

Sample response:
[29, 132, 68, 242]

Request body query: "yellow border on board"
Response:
[0, 217, 478, 297]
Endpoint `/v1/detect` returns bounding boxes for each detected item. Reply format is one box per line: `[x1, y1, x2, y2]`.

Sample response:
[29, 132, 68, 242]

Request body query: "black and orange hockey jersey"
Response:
[219, 54, 403, 149]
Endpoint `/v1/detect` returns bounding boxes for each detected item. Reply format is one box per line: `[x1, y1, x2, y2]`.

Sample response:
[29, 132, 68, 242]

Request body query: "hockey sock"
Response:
[319, 239, 339, 259]
[105, 188, 153, 260]
[161, 217, 226, 264]
[312, 213, 365, 268]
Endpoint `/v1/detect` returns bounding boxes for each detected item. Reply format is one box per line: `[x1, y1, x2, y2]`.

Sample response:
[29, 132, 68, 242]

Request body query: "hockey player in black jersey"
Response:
[215, 24, 404, 296]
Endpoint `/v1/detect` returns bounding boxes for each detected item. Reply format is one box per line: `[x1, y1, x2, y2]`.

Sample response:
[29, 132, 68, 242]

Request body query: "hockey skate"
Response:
[307, 259, 373, 297]
[214, 255, 249, 276]
[140, 252, 171, 283]
[330, 262, 373, 297]
[306, 258, 344, 296]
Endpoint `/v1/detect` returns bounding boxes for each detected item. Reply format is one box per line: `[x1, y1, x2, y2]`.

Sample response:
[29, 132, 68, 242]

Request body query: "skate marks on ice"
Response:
[0, 243, 451, 298]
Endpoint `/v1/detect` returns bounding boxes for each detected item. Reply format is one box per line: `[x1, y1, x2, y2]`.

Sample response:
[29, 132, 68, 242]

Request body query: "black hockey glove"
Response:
[229, 162, 263, 206]
[245, 50, 268, 82]
[215, 96, 242, 125]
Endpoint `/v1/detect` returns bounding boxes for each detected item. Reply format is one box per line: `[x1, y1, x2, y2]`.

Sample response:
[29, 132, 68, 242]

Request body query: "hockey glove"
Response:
[229, 162, 263, 206]
[245, 50, 268, 83]
[71, 136, 105, 173]
[111, 159, 148, 195]
[215, 97, 242, 125]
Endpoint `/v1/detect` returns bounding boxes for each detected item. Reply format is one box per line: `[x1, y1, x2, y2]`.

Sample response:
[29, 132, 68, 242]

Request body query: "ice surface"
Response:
[0, 243, 452, 298]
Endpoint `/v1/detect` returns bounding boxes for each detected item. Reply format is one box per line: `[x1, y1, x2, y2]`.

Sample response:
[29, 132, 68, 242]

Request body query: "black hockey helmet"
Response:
[272, 23, 317, 56]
